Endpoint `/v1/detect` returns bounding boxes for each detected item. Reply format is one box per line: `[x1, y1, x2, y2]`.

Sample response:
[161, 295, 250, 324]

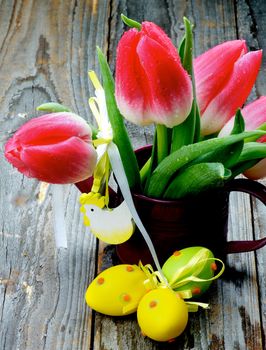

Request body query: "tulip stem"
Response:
[156, 124, 168, 164]
[140, 157, 151, 184]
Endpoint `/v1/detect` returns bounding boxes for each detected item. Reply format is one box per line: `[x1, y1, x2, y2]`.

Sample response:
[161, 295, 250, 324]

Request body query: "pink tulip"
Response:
[194, 40, 262, 135]
[115, 21, 193, 128]
[219, 96, 266, 179]
[5, 112, 97, 184]
[243, 159, 266, 180]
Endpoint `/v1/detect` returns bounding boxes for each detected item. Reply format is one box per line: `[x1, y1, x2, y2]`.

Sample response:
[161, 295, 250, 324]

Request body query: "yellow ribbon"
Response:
[186, 301, 210, 312]
[84, 71, 113, 206]
[167, 249, 225, 290]
[139, 255, 225, 312]
[139, 262, 168, 290]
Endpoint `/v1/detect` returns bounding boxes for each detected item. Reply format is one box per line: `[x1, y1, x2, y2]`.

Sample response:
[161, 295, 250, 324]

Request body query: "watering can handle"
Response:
[224, 178, 266, 254]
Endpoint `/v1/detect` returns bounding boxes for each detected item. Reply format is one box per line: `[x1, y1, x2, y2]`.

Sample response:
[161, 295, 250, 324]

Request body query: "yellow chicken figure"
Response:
[80, 192, 135, 244]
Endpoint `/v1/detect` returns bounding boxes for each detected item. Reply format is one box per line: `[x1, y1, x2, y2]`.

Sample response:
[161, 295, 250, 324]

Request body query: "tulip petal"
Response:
[136, 36, 193, 127]
[194, 40, 247, 113]
[115, 29, 147, 124]
[13, 112, 92, 146]
[243, 158, 266, 180]
[141, 21, 181, 62]
[219, 96, 266, 142]
[15, 137, 97, 184]
[240, 96, 266, 142]
[219, 97, 266, 179]
[200, 50, 262, 135]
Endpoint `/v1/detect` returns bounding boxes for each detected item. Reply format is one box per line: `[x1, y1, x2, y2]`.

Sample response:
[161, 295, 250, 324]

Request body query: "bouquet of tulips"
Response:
[4, 15, 266, 343]
[4, 16, 266, 201]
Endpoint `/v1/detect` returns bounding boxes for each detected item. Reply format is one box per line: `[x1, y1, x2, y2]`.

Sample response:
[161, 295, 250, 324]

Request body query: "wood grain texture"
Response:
[252, 180, 266, 348]
[0, 0, 266, 349]
[235, 2, 266, 348]
[0, 1, 109, 349]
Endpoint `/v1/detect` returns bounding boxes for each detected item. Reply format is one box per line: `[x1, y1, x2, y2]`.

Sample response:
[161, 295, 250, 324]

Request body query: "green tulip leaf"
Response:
[193, 103, 201, 143]
[171, 17, 200, 152]
[171, 101, 200, 152]
[121, 14, 141, 30]
[232, 142, 266, 177]
[257, 121, 266, 132]
[182, 17, 193, 75]
[230, 141, 266, 177]
[147, 130, 266, 198]
[37, 102, 71, 113]
[189, 110, 245, 168]
[244, 122, 266, 142]
[97, 47, 140, 189]
[238, 142, 266, 162]
[178, 35, 186, 61]
[163, 162, 231, 199]
[231, 109, 245, 134]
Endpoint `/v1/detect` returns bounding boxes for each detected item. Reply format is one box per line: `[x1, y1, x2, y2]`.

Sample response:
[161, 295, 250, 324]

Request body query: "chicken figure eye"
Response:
[90, 208, 94, 212]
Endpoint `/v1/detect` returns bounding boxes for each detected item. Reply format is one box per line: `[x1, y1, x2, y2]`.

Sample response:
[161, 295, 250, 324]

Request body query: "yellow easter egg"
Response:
[85, 264, 147, 316]
[137, 288, 188, 342]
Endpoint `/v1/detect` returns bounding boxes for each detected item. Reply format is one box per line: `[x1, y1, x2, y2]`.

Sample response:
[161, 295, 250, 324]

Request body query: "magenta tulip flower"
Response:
[5, 112, 97, 184]
[115, 21, 193, 128]
[194, 40, 262, 135]
[220, 96, 266, 179]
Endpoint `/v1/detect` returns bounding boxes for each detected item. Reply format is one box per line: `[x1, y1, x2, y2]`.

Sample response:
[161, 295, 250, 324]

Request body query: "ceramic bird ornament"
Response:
[80, 192, 135, 244]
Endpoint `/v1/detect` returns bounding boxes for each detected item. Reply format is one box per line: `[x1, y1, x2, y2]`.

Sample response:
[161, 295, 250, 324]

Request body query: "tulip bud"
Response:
[219, 96, 266, 179]
[194, 40, 262, 135]
[5, 112, 97, 184]
[115, 21, 193, 128]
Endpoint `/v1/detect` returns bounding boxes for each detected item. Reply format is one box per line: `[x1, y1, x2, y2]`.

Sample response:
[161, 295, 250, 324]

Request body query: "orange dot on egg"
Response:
[175, 292, 181, 299]
[173, 250, 181, 256]
[149, 300, 157, 308]
[123, 294, 131, 302]
[211, 262, 217, 271]
[192, 287, 201, 295]
[97, 277, 105, 285]
[126, 265, 134, 272]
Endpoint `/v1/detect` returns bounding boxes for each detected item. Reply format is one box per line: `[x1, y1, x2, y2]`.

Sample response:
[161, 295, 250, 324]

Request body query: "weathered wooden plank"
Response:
[252, 179, 266, 348]
[235, 2, 266, 348]
[1, 0, 265, 349]
[0, 1, 110, 349]
[236, 0, 266, 94]
[224, 192, 262, 349]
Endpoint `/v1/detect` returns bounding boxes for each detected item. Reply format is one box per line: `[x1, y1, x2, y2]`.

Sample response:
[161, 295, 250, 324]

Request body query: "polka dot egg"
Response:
[137, 287, 188, 342]
[162, 246, 217, 297]
[85, 264, 147, 316]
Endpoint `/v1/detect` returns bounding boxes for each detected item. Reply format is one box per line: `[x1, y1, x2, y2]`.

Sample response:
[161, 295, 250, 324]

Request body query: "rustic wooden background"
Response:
[0, 1, 266, 349]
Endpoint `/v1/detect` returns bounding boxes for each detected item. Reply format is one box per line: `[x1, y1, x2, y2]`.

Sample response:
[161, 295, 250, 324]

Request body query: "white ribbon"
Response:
[88, 70, 166, 282]
[107, 142, 167, 283]
[52, 185, 68, 248]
